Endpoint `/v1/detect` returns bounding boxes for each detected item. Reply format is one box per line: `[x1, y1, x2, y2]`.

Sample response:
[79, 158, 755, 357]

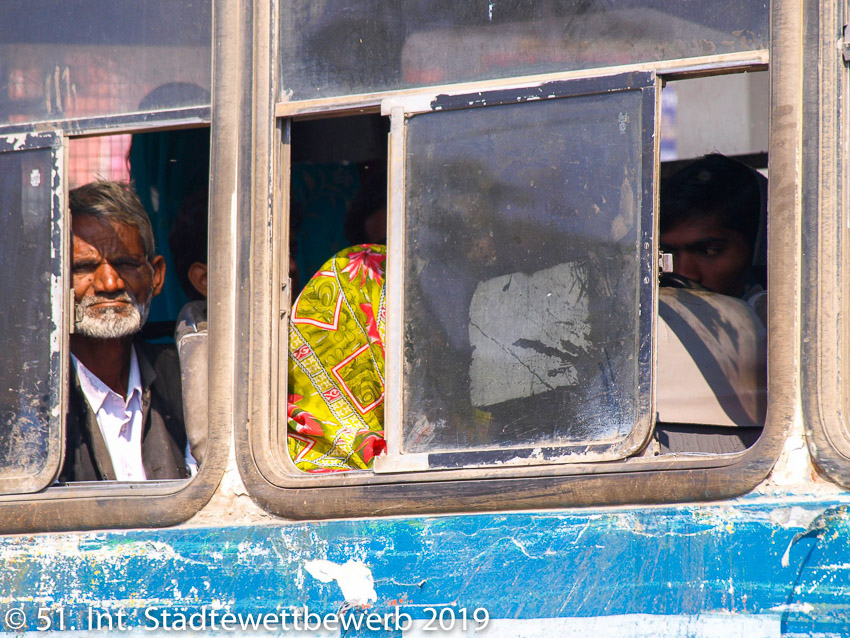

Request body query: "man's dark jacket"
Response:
[60, 339, 189, 482]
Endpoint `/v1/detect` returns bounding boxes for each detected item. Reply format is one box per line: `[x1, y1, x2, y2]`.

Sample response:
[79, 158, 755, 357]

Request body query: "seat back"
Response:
[175, 301, 209, 465]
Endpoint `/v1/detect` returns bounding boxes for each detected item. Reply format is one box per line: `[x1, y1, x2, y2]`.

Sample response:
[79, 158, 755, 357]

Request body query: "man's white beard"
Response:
[74, 290, 151, 339]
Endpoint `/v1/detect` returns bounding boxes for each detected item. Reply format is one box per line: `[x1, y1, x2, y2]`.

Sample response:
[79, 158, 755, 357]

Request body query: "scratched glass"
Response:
[401, 86, 652, 456]
[279, 0, 767, 102]
[0, 145, 58, 487]
[0, 1, 211, 127]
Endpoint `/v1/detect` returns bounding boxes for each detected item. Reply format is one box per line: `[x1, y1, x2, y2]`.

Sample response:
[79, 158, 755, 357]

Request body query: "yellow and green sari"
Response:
[287, 244, 387, 472]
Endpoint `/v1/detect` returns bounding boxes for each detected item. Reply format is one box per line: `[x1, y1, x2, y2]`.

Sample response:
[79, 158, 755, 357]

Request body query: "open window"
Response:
[0, 125, 221, 533]
[275, 70, 771, 481]
[652, 70, 769, 455]
[0, 0, 221, 533]
[235, 0, 787, 519]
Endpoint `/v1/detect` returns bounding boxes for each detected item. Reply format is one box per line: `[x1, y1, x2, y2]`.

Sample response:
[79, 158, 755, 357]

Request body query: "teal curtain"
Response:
[129, 128, 210, 323]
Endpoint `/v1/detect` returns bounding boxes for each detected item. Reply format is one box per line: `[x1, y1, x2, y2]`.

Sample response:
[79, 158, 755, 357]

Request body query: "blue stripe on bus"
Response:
[0, 495, 848, 634]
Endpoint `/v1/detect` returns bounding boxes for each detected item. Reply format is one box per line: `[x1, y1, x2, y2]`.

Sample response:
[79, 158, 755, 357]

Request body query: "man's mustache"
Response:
[77, 292, 138, 309]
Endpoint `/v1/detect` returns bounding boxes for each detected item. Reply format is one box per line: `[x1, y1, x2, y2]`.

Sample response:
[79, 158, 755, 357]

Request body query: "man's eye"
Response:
[699, 246, 723, 257]
[112, 260, 144, 270]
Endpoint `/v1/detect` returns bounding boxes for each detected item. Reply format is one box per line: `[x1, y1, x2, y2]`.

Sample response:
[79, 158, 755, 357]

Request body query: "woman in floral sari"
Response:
[287, 244, 387, 472]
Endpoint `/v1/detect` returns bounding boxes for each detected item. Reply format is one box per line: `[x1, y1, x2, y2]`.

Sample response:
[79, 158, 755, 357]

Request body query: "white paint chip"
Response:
[305, 559, 377, 606]
[467, 262, 590, 407]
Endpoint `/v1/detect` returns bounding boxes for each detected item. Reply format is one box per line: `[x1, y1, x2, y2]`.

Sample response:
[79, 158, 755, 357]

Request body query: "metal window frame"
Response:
[0, 123, 225, 533]
[801, 0, 850, 483]
[0, 107, 211, 139]
[234, 2, 800, 519]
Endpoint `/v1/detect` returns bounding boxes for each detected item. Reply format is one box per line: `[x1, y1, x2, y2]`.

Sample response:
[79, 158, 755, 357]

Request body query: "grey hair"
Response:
[68, 180, 156, 261]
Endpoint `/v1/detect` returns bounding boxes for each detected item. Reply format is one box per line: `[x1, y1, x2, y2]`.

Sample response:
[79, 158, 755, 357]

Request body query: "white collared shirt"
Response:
[72, 347, 147, 481]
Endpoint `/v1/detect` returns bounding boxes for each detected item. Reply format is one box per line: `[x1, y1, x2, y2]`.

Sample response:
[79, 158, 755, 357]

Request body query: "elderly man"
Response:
[60, 180, 189, 482]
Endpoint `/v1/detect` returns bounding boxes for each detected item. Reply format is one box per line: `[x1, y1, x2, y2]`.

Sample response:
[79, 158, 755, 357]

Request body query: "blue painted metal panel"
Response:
[0, 495, 848, 635]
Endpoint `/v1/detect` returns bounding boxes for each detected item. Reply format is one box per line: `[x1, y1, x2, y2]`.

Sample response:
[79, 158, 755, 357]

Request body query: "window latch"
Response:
[659, 252, 673, 274]
[70, 292, 77, 334]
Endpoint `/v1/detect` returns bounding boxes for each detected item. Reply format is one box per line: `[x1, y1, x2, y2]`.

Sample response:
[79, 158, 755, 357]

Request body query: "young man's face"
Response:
[660, 213, 753, 297]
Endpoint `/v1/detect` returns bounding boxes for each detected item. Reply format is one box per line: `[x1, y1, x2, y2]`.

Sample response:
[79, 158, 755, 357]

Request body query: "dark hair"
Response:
[660, 154, 766, 249]
[345, 167, 386, 245]
[169, 191, 208, 301]
[69, 180, 156, 261]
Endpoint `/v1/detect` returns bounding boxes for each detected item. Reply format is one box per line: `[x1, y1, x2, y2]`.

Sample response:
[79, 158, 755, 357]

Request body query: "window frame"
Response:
[801, 0, 850, 482]
[0, 106, 223, 537]
[232, 0, 801, 519]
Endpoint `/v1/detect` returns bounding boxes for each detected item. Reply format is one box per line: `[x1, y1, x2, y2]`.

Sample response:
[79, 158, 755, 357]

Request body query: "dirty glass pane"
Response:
[0, 137, 62, 489]
[280, 0, 767, 102]
[401, 81, 652, 457]
[0, 1, 211, 127]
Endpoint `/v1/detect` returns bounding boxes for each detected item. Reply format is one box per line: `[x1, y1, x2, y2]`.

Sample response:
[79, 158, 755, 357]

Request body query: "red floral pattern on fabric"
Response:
[342, 248, 386, 288]
[287, 397, 325, 437]
[355, 433, 387, 464]
[359, 303, 384, 350]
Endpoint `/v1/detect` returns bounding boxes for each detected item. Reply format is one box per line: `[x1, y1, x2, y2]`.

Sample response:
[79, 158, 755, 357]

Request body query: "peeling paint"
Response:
[184, 434, 273, 527]
[2, 496, 850, 633]
[305, 559, 377, 606]
[768, 602, 814, 613]
[5, 133, 30, 150]
[769, 505, 823, 529]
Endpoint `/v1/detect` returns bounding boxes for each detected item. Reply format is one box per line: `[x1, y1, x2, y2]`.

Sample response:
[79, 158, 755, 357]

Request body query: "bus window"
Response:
[0, 2, 219, 533]
[276, 77, 774, 477]
[377, 73, 655, 472]
[653, 71, 769, 456]
[0, 0, 211, 128]
[0, 132, 65, 495]
[279, 1, 768, 103]
[238, 0, 782, 518]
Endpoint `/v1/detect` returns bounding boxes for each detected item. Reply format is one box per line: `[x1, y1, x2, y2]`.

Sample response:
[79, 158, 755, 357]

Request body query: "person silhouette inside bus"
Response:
[660, 153, 767, 303]
[344, 167, 387, 247]
[169, 191, 303, 306]
[170, 191, 210, 307]
[168, 192, 303, 466]
[168, 190, 210, 467]
[60, 180, 191, 482]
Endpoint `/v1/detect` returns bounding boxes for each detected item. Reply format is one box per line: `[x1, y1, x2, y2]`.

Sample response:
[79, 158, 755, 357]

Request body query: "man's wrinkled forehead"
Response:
[71, 215, 145, 254]
[71, 215, 148, 263]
